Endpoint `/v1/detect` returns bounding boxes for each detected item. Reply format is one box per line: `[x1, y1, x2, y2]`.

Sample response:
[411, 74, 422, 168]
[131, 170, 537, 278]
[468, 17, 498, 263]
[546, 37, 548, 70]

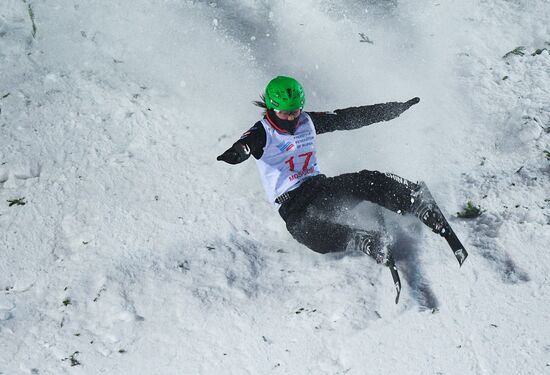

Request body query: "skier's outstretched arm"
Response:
[310, 97, 420, 135]
[216, 121, 267, 164]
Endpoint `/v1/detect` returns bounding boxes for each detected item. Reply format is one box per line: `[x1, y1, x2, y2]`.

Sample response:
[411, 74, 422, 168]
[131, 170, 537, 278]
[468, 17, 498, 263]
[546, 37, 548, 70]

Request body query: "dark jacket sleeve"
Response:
[308, 101, 414, 135]
[237, 121, 266, 159]
[217, 121, 267, 164]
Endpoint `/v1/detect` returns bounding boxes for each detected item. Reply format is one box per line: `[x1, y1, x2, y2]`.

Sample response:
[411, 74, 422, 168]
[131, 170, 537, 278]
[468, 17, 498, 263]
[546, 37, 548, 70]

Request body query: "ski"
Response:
[443, 225, 468, 267]
[414, 182, 469, 267]
[375, 208, 402, 304]
[387, 255, 401, 304]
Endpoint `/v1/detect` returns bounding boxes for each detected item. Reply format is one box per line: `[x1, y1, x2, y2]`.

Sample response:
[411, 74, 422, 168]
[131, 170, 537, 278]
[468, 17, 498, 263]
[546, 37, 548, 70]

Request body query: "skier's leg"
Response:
[320, 170, 451, 237]
[284, 213, 353, 254]
[281, 192, 390, 262]
[320, 170, 419, 215]
[285, 212, 391, 263]
[276, 173, 396, 258]
[279, 176, 362, 254]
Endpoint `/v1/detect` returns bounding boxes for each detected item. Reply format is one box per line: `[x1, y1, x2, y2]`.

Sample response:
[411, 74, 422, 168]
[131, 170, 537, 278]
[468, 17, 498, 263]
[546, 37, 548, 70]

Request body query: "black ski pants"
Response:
[278, 171, 419, 254]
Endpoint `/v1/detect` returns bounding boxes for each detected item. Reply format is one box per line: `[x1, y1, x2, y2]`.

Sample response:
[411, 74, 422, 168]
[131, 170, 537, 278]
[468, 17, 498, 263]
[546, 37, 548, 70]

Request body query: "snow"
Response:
[1, 0, 549, 374]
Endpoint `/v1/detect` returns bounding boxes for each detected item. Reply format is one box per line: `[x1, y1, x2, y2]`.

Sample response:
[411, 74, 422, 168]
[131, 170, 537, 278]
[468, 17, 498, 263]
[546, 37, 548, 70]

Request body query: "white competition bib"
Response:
[255, 113, 321, 207]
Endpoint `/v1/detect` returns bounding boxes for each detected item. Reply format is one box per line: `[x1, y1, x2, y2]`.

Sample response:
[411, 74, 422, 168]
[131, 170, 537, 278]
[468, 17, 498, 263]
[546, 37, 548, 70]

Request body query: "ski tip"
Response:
[395, 283, 401, 304]
[454, 248, 468, 267]
[388, 261, 402, 304]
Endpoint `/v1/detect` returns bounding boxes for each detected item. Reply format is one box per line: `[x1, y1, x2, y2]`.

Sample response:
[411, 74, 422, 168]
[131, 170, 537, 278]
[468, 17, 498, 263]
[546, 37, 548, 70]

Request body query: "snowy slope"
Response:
[1, 0, 549, 374]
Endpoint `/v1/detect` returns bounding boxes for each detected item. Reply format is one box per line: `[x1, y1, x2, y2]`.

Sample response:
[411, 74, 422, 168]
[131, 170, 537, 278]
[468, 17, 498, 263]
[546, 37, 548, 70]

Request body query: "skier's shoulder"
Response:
[305, 110, 336, 122]
[236, 120, 267, 159]
[239, 120, 266, 140]
[304, 110, 337, 134]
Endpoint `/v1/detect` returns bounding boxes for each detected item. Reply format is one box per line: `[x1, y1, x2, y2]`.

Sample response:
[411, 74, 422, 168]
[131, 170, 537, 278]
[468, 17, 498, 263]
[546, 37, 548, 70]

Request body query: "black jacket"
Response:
[217, 98, 419, 164]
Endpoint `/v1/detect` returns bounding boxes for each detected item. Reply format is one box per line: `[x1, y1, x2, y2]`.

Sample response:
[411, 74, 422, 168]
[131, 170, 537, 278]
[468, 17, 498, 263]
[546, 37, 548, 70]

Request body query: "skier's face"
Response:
[274, 109, 301, 121]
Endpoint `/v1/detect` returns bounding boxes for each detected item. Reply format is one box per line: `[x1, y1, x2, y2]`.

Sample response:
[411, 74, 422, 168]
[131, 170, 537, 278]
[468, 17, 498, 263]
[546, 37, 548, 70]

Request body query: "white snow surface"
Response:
[1, 0, 550, 374]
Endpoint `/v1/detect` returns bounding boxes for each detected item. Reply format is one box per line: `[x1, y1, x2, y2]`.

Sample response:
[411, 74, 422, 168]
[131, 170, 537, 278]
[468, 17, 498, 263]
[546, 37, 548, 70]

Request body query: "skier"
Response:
[217, 76, 466, 277]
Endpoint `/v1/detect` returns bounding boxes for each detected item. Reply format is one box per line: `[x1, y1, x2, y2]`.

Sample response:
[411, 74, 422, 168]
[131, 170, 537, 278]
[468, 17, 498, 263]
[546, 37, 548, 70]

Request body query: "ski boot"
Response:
[351, 230, 392, 266]
[410, 182, 451, 238]
[410, 181, 469, 266]
[351, 229, 402, 304]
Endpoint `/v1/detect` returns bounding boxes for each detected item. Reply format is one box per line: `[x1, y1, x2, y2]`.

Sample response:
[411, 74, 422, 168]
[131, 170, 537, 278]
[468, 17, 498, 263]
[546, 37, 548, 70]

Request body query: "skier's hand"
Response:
[217, 149, 239, 164]
[216, 143, 251, 164]
[405, 97, 420, 108]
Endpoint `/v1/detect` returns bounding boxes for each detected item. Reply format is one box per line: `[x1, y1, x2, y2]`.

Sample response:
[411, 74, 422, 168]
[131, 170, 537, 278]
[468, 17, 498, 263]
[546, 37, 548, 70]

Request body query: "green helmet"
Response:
[264, 76, 305, 111]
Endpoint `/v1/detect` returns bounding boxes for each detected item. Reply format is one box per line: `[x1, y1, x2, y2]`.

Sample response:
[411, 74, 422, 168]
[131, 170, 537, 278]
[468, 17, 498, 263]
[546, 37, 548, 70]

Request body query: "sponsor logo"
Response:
[277, 141, 295, 152]
[384, 172, 410, 186]
[239, 130, 252, 140]
[288, 166, 315, 181]
[454, 248, 466, 264]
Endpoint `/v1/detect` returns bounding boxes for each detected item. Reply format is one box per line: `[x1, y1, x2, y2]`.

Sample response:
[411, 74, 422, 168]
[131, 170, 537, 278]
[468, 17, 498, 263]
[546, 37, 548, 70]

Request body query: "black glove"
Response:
[216, 143, 251, 164]
[405, 97, 420, 108]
